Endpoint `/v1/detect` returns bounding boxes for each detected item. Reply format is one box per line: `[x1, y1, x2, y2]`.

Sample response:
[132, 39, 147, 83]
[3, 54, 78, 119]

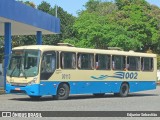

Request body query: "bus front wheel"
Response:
[55, 83, 70, 100]
[119, 83, 129, 97]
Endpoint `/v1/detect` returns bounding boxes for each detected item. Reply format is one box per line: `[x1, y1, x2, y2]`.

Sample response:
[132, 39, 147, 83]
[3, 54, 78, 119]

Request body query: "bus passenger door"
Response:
[39, 51, 56, 95]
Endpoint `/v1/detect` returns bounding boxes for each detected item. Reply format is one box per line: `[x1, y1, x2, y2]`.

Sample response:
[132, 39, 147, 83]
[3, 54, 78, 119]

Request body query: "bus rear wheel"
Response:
[119, 83, 129, 97]
[55, 83, 70, 100]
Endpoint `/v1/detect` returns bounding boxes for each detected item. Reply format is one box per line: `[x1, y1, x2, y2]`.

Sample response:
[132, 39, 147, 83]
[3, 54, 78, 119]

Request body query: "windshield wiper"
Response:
[10, 64, 17, 78]
[19, 59, 27, 79]
[23, 69, 27, 79]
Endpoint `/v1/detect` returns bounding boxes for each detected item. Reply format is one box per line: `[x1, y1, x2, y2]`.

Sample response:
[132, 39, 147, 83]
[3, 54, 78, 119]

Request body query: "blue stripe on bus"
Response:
[6, 81, 156, 96]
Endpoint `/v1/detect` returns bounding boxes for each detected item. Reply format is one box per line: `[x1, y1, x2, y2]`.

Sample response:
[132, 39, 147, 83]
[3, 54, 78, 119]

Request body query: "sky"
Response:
[22, 0, 160, 16]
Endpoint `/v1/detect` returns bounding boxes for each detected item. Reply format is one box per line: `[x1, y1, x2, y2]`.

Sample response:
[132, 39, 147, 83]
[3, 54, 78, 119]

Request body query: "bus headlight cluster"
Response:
[28, 77, 38, 85]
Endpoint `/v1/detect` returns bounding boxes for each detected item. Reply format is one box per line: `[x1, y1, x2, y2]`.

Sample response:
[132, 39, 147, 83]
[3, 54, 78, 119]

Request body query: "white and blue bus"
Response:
[6, 44, 157, 100]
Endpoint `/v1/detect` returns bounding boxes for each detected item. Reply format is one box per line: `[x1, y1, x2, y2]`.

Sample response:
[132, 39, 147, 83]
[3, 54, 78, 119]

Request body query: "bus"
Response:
[6, 44, 157, 100]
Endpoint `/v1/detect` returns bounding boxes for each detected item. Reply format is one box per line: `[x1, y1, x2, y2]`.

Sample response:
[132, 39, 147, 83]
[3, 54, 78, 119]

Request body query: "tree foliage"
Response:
[35, 1, 76, 45]
[70, 0, 160, 53]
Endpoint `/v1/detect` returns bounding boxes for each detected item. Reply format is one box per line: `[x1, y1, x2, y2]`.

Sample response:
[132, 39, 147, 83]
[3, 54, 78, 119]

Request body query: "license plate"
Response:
[15, 88, 20, 90]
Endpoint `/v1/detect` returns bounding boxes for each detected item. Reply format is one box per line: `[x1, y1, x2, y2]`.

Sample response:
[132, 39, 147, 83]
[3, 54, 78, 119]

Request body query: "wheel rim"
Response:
[58, 88, 66, 96]
[122, 85, 127, 94]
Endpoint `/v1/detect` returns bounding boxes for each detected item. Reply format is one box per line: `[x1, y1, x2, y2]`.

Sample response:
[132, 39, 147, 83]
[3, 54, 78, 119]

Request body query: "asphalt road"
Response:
[0, 86, 160, 119]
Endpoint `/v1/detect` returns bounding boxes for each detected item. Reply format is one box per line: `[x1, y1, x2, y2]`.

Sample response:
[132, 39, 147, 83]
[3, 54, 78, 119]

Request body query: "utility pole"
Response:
[55, 4, 57, 17]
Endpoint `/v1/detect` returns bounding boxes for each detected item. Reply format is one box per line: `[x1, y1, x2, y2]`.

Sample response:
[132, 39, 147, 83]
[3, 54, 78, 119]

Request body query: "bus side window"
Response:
[90, 54, 94, 69]
[96, 54, 111, 70]
[95, 55, 99, 69]
[78, 54, 81, 69]
[127, 56, 140, 71]
[112, 55, 125, 70]
[125, 57, 130, 71]
[72, 53, 76, 69]
[77, 53, 94, 70]
[61, 52, 76, 69]
[141, 57, 153, 71]
[112, 56, 115, 70]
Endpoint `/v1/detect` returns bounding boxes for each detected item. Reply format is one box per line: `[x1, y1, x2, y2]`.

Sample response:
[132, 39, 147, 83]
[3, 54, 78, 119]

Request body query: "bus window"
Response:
[127, 56, 140, 71]
[41, 51, 56, 80]
[95, 54, 110, 70]
[141, 57, 153, 71]
[77, 53, 94, 70]
[61, 52, 76, 69]
[112, 55, 125, 70]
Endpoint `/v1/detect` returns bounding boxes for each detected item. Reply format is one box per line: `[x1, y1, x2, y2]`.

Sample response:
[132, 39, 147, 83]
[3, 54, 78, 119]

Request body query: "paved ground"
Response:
[0, 86, 160, 119]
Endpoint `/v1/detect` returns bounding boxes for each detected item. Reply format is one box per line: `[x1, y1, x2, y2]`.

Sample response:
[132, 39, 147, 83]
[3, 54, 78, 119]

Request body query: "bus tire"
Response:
[29, 96, 41, 100]
[119, 83, 129, 97]
[56, 83, 70, 100]
[93, 93, 105, 97]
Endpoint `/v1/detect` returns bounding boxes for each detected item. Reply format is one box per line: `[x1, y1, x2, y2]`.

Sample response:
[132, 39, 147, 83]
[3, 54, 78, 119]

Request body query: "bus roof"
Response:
[12, 45, 157, 57]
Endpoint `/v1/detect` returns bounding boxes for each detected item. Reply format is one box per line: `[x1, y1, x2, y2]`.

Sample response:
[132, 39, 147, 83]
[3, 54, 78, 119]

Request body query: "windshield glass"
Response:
[7, 50, 40, 77]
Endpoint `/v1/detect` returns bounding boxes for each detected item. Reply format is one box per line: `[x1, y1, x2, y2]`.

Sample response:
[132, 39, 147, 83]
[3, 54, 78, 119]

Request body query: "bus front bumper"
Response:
[6, 84, 40, 96]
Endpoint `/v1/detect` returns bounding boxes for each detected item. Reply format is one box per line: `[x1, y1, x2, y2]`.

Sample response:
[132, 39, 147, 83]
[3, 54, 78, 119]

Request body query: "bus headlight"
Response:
[28, 77, 38, 85]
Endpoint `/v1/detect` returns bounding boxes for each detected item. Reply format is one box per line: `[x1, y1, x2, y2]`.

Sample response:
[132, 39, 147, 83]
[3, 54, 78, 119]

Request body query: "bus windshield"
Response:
[7, 50, 40, 77]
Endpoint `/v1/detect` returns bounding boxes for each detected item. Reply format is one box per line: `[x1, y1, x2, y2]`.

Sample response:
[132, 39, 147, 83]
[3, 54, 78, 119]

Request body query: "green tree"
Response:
[24, 1, 36, 8]
[37, 2, 76, 45]
[71, 0, 160, 52]
[18, 1, 36, 8]
[37, 1, 51, 13]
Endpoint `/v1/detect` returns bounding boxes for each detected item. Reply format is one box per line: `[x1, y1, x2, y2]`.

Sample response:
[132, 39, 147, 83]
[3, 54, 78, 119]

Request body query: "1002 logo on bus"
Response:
[123, 72, 138, 79]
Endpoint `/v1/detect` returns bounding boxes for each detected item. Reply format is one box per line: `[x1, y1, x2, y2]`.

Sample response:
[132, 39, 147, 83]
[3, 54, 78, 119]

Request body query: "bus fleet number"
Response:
[62, 74, 71, 79]
[123, 72, 138, 79]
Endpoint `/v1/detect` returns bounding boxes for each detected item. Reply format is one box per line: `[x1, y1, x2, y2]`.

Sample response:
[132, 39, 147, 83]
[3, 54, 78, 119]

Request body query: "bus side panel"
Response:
[69, 81, 101, 94]
[37, 81, 156, 96]
[129, 81, 156, 93]
[69, 81, 122, 94]
[39, 81, 60, 95]
[69, 81, 156, 94]
[38, 81, 122, 95]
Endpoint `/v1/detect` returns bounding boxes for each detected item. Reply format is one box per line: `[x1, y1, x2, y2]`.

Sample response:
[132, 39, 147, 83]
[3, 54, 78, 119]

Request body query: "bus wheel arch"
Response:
[55, 82, 70, 100]
[118, 82, 130, 97]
